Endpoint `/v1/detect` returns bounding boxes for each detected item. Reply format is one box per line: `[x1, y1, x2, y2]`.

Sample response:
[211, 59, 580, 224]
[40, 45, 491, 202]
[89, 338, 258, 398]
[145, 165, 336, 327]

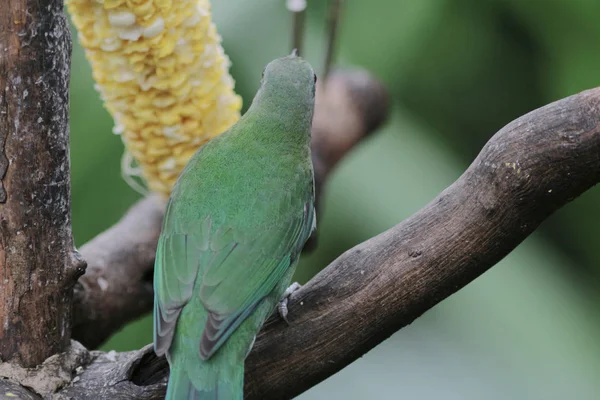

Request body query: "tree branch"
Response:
[72, 196, 164, 348]
[244, 87, 600, 398]
[0, 0, 84, 367]
[72, 69, 390, 348]
[61, 86, 600, 399]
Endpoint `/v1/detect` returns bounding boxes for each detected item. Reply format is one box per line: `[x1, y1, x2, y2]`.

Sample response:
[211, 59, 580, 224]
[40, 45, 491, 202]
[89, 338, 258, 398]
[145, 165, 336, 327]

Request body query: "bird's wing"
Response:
[153, 196, 315, 360]
[153, 200, 212, 356]
[198, 200, 314, 359]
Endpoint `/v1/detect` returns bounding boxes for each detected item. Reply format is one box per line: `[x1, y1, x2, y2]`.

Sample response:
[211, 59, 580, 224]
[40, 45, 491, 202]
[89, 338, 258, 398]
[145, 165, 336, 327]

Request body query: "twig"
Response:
[323, 0, 345, 81]
[287, 0, 307, 55]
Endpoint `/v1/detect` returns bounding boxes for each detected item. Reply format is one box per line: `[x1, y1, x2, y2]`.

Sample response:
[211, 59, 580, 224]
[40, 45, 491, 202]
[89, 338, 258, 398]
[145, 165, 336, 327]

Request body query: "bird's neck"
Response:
[244, 93, 314, 149]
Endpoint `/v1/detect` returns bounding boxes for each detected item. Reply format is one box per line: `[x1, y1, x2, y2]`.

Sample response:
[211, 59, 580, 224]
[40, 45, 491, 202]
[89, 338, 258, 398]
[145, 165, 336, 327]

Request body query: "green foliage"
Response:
[69, 0, 600, 398]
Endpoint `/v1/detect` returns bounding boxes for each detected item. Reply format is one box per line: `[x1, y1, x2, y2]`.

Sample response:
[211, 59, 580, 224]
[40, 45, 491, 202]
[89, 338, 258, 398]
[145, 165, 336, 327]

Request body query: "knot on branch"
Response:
[0, 341, 91, 398]
[55, 345, 167, 399]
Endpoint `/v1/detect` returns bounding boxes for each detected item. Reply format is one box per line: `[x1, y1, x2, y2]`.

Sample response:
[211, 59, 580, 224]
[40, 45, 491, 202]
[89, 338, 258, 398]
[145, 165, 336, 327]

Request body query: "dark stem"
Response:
[0, 0, 83, 367]
[323, 0, 345, 81]
[289, 0, 307, 55]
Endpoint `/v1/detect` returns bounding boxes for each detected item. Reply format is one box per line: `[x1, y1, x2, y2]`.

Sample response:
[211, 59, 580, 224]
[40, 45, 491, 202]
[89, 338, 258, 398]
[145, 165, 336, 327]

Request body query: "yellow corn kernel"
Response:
[66, 0, 242, 196]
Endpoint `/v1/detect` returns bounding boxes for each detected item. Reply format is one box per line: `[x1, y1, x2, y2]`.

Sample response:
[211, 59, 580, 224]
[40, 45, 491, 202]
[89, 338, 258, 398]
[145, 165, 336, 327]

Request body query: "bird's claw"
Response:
[278, 282, 301, 325]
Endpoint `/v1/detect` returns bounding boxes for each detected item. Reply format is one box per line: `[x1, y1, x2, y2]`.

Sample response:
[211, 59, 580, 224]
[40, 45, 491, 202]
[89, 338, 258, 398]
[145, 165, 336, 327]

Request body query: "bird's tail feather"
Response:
[166, 366, 243, 400]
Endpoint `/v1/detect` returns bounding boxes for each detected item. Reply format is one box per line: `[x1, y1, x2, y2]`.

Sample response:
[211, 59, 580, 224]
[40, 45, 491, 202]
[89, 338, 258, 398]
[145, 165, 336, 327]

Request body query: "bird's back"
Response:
[154, 53, 317, 399]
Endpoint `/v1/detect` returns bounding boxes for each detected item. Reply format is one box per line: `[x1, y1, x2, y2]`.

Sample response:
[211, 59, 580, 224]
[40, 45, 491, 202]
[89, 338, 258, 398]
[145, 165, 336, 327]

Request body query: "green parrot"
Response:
[153, 52, 317, 399]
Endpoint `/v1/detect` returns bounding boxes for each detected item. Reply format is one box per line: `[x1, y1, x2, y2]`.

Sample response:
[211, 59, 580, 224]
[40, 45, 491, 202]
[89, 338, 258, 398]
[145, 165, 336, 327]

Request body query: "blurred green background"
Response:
[68, 1, 600, 399]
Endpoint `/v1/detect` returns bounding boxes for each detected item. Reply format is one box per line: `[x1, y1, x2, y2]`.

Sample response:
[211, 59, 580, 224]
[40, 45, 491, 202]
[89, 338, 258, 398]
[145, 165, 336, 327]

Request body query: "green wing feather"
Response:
[198, 203, 313, 359]
[153, 171, 315, 360]
[153, 204, 211, 356]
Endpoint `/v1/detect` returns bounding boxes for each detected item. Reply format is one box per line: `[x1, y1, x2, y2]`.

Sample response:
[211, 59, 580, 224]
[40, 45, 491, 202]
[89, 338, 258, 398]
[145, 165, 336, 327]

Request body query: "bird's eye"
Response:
[313, 73, 317, 84]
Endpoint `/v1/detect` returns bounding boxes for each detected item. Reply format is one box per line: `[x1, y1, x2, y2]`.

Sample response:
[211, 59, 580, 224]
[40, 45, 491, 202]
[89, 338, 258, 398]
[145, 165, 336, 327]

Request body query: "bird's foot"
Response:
[278, 282, 301, 325]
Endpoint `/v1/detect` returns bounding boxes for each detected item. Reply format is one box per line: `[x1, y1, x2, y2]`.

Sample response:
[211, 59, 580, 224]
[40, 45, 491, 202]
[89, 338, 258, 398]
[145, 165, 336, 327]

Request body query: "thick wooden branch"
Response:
[0, 0, 83, 367]
[244, 87, 600, 398]
[72, 69, 389, 349]
[61, 86, 600, 399]
[73, 196, 163, 348]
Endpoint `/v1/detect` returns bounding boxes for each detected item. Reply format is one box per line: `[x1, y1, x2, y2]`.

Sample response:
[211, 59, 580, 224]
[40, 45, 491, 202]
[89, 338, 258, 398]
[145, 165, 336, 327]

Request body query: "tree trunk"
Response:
[0, 0, 84, 367]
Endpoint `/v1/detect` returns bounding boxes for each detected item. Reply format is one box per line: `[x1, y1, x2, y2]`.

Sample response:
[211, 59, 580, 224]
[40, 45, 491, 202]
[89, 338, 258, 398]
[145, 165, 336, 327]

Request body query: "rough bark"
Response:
[72, 69, 390, 348]
[73, 196, 163, 348]
[244, 87, 600, 398]
[0, 0, 84, 367]
[56, 86, 600, 399]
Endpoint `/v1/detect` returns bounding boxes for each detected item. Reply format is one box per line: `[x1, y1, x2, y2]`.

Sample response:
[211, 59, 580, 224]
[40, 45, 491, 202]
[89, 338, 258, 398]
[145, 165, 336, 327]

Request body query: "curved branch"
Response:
[72, 69, 390, 348]
[244, 87, 600, 398]
[62, 87, 600, 399]
[72, 196, 164, 348]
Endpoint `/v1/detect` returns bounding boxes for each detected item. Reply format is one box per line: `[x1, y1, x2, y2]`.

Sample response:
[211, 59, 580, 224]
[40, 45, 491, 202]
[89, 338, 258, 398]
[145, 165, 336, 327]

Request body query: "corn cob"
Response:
[66, 0, 242, 196]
